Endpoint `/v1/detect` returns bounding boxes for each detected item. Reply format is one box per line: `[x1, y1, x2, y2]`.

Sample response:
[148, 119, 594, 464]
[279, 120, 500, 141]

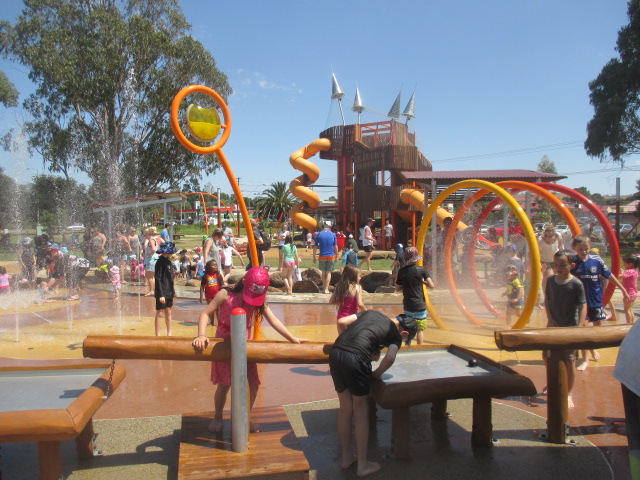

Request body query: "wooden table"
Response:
[369, 345, 536, 459]
[0, 362, 126, 480]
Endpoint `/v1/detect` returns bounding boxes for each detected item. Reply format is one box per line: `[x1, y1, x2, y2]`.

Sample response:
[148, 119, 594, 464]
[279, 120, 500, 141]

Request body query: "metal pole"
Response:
[230, 307, 249, 452]
[502, 200, 509, 247]
[430, 180, 437, 279]
[217, 187, 222, 228]
[615, 177, 621, 242]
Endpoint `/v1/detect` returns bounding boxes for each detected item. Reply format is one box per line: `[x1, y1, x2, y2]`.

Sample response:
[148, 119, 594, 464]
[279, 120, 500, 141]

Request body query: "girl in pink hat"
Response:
[192, 266, 307, 433]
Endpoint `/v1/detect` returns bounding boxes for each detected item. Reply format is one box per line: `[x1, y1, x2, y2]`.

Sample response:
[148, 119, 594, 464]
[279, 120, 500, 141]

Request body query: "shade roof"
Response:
[399, 169, 566, 186]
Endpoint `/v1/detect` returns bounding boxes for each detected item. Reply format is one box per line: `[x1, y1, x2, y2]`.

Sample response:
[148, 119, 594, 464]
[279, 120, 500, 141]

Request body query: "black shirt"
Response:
[396, 264, 431, 312]
[154, 255, 175, 299]
[333, 311, 402, 362]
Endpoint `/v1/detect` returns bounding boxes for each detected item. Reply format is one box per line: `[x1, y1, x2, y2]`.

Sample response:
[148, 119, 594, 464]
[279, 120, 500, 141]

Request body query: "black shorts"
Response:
[329, 348, 372, 396]
[363, 245, 373, 253]
[586, 306, 607, 323]
[155, 296, 174, 310]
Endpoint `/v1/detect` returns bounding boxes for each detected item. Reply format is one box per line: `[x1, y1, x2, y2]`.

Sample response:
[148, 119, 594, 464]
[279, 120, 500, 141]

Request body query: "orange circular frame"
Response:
[170, 85, 232, 155]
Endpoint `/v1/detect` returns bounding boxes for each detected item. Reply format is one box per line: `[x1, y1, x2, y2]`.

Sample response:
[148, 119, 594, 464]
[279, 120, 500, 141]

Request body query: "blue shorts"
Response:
[404, 310, 428, 332]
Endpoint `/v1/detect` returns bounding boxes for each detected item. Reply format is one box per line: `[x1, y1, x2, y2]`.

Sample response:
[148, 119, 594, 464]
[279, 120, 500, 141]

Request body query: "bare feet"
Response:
[576, 360, 589, 371]
[568, 395, 575, 408]
[592, 350, 600, 361]
[208, 418, 223, 433]
[341, 455, 357, 470]
[542, 386, 548, 395]
[143, 292, 153, 297]
[357, 461, 381, 477]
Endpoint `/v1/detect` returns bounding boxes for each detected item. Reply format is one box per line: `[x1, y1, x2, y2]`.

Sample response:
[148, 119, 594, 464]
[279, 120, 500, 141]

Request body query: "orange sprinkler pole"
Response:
[171, 85, 261, 337]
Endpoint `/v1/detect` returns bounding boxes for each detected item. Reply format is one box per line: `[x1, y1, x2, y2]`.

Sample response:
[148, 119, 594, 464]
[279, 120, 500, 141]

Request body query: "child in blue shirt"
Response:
[571, 234, 629, 371]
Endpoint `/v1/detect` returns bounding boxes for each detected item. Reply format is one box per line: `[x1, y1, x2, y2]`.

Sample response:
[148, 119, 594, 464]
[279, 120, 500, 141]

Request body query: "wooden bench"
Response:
[172, 234, 185, 240]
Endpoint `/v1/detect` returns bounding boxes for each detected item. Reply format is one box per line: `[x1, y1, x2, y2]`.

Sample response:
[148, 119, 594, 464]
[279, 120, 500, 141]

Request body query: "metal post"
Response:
[230, 307, 249, 452]
[502, 201, 509, 247]
[615, 178, 621, 242]
[430, 180, 437, 279]
[217, 187, 222, 228]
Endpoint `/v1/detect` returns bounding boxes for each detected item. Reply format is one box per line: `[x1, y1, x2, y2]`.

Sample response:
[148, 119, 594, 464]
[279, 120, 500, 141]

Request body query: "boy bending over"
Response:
[330, 311, 417, 477]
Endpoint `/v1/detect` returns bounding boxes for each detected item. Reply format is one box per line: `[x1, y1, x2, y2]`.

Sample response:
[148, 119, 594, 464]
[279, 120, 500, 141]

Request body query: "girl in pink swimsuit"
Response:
[330, 264, 367, 334]
[192, 267, 308, 433]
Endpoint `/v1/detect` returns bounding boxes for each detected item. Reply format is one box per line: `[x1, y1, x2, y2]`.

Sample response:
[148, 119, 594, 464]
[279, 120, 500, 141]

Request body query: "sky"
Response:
[1, 0, 639, 201]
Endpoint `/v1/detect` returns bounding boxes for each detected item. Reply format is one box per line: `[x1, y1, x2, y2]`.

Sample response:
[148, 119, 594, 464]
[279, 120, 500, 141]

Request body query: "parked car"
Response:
[620, 224, 633, 233]
[66, 224, 85, 232]
[554, 224, 570, 234]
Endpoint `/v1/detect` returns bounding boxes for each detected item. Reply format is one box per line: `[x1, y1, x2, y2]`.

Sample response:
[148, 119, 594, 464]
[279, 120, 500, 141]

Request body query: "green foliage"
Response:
[0, 167, 20, 229]
[27, 174, 92, 231]
[0, 70, 18, 108]
[537, 155, 558, 174]
[574, 186, 592, 198]
[585, 0, 640, 163]
[253, 182, 296, 220]
[3, 0, 231, 202]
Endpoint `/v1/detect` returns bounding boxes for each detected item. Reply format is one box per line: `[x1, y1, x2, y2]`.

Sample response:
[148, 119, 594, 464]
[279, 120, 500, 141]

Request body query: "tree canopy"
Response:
[585, 0, 640, 163]
[537, 155, 558, 174]
[254, 182, 296, 220]
[2, 0, 231, 202]
[0, 70, 18, 108]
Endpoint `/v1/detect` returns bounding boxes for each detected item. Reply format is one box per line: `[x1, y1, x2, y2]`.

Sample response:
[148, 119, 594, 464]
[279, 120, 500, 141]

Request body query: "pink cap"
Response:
[243, 267, 270, 306]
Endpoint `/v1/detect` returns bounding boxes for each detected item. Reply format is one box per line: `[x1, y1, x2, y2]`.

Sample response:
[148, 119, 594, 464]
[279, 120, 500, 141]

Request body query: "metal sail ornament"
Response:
[387, 92, 401, 120]
[331, 73, 346, 125]
[402, 92, 416, 124]
[331, 73, 346, 99]
[352, 88, 365, 124]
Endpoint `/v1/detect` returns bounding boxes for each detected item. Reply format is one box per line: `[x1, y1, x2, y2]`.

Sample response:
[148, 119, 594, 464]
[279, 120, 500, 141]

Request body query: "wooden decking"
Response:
[178, 406, 310, 479]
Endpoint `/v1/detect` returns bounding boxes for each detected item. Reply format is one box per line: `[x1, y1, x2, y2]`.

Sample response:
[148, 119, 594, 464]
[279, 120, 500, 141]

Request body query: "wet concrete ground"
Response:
[0, 277, 634, 479]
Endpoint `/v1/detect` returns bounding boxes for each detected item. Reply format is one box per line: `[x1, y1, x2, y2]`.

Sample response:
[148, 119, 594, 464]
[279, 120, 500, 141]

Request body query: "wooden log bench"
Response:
[495, 324, 631, 444]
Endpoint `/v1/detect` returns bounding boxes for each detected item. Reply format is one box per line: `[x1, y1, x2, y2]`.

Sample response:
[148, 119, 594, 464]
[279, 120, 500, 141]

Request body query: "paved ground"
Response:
[0, 254, 635, 479]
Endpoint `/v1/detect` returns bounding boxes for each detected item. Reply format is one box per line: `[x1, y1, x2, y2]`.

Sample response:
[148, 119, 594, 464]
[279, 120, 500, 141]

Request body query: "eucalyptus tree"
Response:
[2, 0, 231, 202]
[585, 0, 640, 163]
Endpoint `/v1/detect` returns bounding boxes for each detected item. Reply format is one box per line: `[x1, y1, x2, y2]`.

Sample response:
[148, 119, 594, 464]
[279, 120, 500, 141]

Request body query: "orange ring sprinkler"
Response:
[443, 181, 580, 328]
[170, 85, 263, 337]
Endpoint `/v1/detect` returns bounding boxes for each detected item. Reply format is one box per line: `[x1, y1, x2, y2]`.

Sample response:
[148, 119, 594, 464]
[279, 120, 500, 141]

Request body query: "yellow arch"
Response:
[417, 180, 541, 330]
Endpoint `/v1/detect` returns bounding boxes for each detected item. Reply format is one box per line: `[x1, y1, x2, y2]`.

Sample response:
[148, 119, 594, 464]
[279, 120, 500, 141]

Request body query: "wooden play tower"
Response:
[318, 119, 432, 240]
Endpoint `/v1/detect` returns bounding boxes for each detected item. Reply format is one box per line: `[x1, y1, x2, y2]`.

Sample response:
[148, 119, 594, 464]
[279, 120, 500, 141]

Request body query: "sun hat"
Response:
[404, 246, 421, 263]
[396, 314, 418, 347]
[22, 237, 33, 245]
[243, 266, 270, 306]
[110, 265, 120, 274]
[157, 241, 178, 255]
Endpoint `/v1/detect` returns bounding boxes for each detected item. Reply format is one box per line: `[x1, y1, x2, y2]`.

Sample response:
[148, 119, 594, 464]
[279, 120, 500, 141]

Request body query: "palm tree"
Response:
[254, 182, 296, 221]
